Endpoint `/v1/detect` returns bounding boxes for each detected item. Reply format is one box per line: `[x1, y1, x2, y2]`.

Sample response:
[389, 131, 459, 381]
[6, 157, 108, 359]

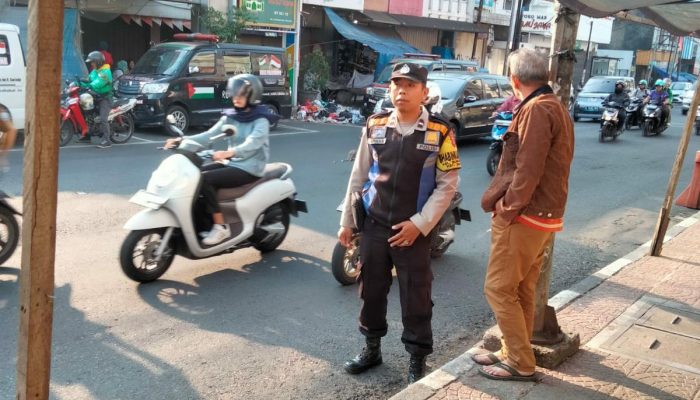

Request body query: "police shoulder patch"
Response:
[426, 119, 449, 135]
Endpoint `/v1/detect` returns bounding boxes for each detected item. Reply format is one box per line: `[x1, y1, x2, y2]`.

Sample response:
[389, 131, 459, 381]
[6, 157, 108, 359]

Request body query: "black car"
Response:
[117, 35, 291, 132]
[381, 72, 509, 138]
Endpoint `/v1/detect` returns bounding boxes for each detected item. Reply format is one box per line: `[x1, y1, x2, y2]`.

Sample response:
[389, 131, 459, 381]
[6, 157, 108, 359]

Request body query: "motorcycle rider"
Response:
[632, 80, 649, 100]
[644, 79, 671, 127]
[165, 74, 280, 246]
[601, 80, 629, 132]
[80, 51, 113, 148]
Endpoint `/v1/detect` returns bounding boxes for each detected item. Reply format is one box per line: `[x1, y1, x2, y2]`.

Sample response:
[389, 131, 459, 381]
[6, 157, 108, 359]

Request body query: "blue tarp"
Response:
[651, 66, 698, 83]
[323, 8, 420, 79]
[0, 7, 87, 81]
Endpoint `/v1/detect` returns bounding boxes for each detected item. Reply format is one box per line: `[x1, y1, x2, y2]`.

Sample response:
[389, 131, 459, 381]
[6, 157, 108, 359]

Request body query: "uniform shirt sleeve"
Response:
[410, 128, 461, 236]
[340, 128, 371, 228]
[231, 118, 269, 160]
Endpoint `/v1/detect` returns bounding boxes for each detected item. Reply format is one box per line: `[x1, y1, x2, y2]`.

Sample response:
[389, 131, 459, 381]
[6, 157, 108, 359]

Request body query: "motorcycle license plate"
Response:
[130, 190, 167, 209]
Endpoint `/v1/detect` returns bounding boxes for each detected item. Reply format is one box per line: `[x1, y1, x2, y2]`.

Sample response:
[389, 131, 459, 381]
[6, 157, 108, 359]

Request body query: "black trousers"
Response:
[200, 163, 259, 214]
[358, 218, 434, 356]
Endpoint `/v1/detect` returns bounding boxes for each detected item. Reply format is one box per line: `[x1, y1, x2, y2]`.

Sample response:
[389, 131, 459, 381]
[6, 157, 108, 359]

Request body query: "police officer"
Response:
[338, 62, 461, 383]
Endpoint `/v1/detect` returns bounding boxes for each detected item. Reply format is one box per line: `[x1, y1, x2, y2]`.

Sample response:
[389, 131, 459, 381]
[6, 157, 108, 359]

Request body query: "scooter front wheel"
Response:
[486, 148, 500, 177]
[120, 228, 176, 283]
[331, 237, 360, 285]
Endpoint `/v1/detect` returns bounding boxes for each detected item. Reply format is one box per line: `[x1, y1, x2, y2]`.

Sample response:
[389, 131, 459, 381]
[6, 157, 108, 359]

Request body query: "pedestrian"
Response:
[98, 41, 114, 68]
[113, 60, 129, 90]
[339, 62, 461, 383]
[80, 51, 113, 148]
[476, 48, 574, 382]
[128, 59, 136, 71]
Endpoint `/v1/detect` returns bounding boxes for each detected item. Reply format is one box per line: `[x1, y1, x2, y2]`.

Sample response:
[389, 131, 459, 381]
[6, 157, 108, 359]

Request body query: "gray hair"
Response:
[508, 48, 549, 85]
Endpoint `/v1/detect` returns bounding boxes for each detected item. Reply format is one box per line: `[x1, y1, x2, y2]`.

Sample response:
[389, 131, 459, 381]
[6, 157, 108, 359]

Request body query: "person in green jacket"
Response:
[81, 51, 113, 148]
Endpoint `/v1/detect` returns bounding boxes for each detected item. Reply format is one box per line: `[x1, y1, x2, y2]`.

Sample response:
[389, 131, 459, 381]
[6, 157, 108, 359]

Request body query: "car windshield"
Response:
[429, 78, 464, 100]
[581, 79, 617, 93]
[131, 46, 192, 76]
[671, 82, 689, 91]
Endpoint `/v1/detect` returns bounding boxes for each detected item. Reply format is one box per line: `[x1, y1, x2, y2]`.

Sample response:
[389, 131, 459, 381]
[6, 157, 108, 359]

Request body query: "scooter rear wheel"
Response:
[253, 203, 290, 253]
[59, 119, 75, 147]
[331, 237, 360, 285]
[486, 149, 500, 177]
[120, 229, 176, 283]
[0, 207, 20, 265]
[110, 113, 134, 144]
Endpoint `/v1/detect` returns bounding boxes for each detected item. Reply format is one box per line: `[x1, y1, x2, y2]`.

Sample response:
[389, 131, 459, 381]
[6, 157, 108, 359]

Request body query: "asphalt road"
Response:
[1, 109, 699, 400]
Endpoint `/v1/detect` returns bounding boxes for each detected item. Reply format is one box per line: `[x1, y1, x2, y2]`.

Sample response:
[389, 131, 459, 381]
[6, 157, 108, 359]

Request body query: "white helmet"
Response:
[79, 93, 95, 110]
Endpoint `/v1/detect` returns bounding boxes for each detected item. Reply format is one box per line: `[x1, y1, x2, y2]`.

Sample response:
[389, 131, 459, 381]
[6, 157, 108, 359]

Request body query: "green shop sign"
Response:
[241, 0, 296, 29]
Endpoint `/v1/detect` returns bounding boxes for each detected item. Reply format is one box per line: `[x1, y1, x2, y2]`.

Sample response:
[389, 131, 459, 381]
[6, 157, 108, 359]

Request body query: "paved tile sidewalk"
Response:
[392, 211, 700, 400]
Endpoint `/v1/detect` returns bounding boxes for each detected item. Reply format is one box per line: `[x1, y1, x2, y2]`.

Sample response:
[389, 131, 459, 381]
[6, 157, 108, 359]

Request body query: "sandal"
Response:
[478, 362, 537, 382]
[470, 352, 501, 366]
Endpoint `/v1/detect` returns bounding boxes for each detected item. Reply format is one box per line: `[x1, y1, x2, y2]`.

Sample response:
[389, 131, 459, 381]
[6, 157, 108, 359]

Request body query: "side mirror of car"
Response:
[465, 95, 479, 103]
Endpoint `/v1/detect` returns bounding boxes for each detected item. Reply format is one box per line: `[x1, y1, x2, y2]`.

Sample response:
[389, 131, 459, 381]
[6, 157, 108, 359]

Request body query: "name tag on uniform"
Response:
[417, 143, 439, 152]
[370, 127, 387, 138]
[369, 138, 387, 145]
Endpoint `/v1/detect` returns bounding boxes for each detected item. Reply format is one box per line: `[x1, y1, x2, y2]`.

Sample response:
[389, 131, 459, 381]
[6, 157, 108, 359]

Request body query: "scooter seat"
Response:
[216, 163, 290, 202]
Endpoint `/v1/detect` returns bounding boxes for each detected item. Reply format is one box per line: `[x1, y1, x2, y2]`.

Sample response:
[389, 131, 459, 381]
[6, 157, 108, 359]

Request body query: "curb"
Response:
[389, 209, 700, 400]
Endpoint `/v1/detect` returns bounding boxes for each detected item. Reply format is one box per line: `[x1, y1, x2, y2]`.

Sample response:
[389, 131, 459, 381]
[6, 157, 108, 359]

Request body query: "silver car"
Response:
[682, 81, 698, 115]
[572, 76, 635, 121]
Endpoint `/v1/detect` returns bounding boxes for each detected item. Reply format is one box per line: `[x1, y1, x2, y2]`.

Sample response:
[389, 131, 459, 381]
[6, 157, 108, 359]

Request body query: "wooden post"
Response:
[530, 2, 579, 344]
[16, 1, 64, 399]
[649, 79, 700, 256]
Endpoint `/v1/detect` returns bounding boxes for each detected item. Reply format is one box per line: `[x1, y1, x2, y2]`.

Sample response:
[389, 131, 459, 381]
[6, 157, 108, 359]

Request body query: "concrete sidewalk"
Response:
[392, 210, 700, 400]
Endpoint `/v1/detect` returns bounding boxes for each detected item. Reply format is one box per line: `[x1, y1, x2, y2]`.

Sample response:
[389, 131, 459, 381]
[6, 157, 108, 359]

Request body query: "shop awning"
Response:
[390, 14, 489, 33]
[557, 0, 700, 36]
[324, 8, 420, 57]
[360, 11, 402, 25]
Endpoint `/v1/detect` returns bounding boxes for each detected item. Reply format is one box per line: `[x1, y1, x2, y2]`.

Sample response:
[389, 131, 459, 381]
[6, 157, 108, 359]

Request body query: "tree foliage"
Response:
[201, 6, 255, 43]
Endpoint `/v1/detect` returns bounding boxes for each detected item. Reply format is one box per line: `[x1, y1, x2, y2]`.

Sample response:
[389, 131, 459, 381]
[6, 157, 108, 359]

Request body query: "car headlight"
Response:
[142, 83, 169, 94]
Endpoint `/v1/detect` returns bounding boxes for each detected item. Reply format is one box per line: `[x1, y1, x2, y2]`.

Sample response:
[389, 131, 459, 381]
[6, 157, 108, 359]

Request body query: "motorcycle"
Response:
[641, 102, 668, 137]
[59, 80, 136, 147]
[599, 101, 624, 142]
[0, 191, 20, 265]
[624, 98, 644, 130]
[331, 194, 471, 286]
[486, 111, 512, 176]
[119, 115, 308, 283]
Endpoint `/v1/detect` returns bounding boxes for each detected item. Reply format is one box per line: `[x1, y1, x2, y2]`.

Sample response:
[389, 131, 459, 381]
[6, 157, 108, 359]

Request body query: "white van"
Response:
[0, 23, 26, 129]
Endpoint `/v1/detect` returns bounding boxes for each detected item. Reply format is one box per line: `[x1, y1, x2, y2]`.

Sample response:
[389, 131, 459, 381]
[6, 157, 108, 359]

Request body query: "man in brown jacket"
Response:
[475, 48, 574, 381]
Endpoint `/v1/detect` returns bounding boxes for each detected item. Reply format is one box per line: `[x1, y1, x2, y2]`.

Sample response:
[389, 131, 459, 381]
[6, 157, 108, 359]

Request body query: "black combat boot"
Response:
[344, 337, 382, 374]
[407, 355, 426, 384]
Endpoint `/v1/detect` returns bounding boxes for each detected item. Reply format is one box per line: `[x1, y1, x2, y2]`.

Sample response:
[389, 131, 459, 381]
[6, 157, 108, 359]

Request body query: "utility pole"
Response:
[291, 0, 301, 109]
[503, 0, 525, 74]
[471, 0, 485, 63]
[531, 1, 580, 350]
[16, 0, 63, 398]
[580, 18, 594, 86]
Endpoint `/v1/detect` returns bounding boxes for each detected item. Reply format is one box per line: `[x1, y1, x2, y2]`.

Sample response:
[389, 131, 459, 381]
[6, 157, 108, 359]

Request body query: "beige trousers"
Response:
[484, 217, 553, 374]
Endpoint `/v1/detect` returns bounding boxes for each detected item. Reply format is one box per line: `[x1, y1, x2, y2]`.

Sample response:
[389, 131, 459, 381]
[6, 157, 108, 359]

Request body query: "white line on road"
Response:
[277, 124, 320, 133]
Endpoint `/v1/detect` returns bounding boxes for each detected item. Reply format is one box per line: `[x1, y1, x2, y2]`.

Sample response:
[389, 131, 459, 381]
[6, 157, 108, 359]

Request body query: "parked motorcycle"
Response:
[119, 115, 308, 283]
[331, 193, 470, 286]
[641, 102, 668, 137]
[599, 101, 624, 142]
[59, 80, 136, 147]
[0, 191, 20, 265]
[624, 98, 644, 130]
[486, 111, 512, 176]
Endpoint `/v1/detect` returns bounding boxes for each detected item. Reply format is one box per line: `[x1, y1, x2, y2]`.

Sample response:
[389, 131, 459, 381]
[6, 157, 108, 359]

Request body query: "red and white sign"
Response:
[521, 11, 553, 33]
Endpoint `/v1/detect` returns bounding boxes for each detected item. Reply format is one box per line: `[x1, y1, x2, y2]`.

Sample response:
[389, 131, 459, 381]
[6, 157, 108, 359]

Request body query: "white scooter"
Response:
[119, 115, 308, 283]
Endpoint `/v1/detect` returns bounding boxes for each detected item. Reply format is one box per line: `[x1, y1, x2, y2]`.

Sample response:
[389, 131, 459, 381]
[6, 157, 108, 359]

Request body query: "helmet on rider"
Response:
[654, 79, 665, 91]
[614, 80, 625, 94]
[639, 79, 647, 87]
[85, 51, 105, 68]
[226, 74, 262, 110]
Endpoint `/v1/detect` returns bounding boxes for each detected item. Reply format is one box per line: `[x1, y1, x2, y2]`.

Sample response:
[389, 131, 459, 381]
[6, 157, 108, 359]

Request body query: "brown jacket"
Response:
[481, 87, 574, 223]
